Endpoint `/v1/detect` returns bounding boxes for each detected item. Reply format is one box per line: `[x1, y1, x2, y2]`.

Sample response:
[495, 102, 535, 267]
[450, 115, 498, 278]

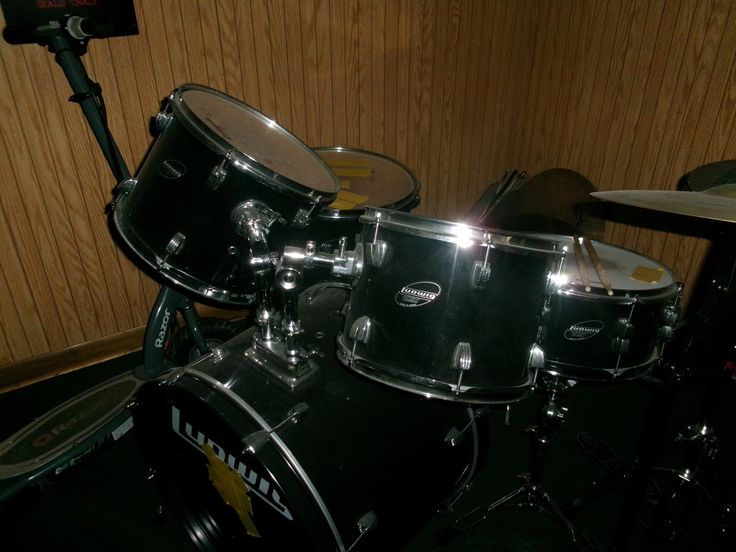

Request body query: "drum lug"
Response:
[154, 92, 175, 133]
[292, 204, 316, 228]
[471, 260, 491, 289]
[611, 317, 634, 353]
[207, 153, 232, 190]
[111, 178, 137, 209]
[527, 344, 545, 370]
[451, 342, 472, 396]
[165, 232, 187, 256]
[346, 511, 378, 552]
[444, 426, 465, 447]
[242, 402, 309, 455]
[366, 240, 388, 267]
[154, 110, 173, 133]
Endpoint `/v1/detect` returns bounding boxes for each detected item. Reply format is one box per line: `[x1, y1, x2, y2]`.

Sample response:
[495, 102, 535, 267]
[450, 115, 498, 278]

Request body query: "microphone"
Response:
[65, 16, 107, 40]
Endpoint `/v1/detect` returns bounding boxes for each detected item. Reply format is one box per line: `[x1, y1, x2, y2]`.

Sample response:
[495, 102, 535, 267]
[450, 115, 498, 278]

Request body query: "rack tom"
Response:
[111, 84, 339, 305]
[337, 209, 564, 403]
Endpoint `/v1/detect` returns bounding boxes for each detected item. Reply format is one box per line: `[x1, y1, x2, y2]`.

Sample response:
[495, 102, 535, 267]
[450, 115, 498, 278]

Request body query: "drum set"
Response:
[108, 84, 688, 551]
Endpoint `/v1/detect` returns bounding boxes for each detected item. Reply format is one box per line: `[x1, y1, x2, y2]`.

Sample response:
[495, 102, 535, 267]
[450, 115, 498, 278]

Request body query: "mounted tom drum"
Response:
[337, 209, 564, 404]
[111, 84, 339, 305]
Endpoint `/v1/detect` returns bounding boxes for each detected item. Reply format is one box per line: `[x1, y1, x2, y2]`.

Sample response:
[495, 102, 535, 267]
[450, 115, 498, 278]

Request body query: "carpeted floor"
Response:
[0, 344, 734, 551]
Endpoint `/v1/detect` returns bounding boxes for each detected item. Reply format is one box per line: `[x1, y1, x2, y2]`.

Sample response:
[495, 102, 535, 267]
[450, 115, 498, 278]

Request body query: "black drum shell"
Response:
[135, 287, 480, 551]
[338, 209, 563, 403]
[111, 85, 338, 306]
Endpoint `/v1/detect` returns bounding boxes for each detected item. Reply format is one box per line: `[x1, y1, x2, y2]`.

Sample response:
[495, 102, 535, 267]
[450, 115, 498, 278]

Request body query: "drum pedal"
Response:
[576, 431, 661, 504]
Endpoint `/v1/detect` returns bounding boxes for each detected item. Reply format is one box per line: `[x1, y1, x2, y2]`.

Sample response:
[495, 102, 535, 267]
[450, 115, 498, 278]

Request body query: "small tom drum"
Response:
[111, 84, 339, 305]
[541, 236, 680, 381]
[337, 209, 564, 403]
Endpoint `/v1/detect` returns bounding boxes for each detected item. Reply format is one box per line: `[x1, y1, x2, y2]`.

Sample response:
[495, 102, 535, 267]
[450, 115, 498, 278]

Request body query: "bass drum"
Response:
[111, 84, 339, 305]
[135, 286, 483, 551]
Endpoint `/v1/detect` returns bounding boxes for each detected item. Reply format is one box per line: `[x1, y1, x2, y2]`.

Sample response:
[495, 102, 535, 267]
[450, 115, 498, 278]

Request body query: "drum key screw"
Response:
[242, 402, 309, 455]
[165, 232, 186, 256]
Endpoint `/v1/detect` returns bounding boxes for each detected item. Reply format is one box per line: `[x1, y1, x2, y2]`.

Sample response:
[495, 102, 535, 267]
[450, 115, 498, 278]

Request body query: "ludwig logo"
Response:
[564, 320, 604, 341]
[395, 281, 441, 308]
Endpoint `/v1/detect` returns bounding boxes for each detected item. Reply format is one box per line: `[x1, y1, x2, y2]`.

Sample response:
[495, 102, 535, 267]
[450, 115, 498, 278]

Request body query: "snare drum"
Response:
[336, 209, 564, 403]
[541, 236, 680, 381]
[111, 84, 339, 305]
[135, 286, 481, 551]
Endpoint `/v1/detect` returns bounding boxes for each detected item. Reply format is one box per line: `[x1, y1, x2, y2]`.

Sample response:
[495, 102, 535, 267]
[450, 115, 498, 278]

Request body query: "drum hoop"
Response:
[110, 210, 256, 306]
[314, 147, 421, 220]
[360, 208, 564, 256]
[182, 366, 346, 552]
[556, 282, 680, 303]
[170, 84, 339, 205]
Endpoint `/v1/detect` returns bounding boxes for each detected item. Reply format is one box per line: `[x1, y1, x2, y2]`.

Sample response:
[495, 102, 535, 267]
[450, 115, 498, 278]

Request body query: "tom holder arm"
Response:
[232, 200, 280, 341]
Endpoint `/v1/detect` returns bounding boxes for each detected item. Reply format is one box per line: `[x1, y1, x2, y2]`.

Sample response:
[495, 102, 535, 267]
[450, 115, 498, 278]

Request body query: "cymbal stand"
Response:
[611, 226, 736, 550]
[451, 375, 582, 547]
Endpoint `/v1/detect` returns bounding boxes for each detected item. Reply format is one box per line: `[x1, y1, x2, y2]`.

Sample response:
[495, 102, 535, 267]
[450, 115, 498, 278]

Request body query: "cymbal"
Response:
[484, 168, 605, 240]
[591, 184, 736, 224]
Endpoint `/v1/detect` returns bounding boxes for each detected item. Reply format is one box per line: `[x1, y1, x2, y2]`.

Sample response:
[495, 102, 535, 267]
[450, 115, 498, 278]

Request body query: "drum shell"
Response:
[542, 287, 678, 381]
[269, 147, 421, 256]
[338, 210, 562, 403]
[112, 87, 337, 306]
[135, 287, 479, 551]
[538, 237, 680, 381]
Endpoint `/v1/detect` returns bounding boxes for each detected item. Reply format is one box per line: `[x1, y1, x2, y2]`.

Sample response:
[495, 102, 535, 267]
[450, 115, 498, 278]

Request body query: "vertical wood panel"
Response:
[2, 0, 736, 379]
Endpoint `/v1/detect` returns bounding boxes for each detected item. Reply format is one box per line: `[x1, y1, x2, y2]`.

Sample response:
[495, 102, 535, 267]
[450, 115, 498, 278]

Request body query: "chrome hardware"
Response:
[111, 178, 137, 209]
[472, 260, 491, 289]
[117, 177, 137, 195]
[444, 426, 465, 447]
[472, 242, 492, 289]
[349, 316, 373, 345]
[611, 317, 634, 353]
[452, 342, 472, 395]
[527, 344, 545, 370]
[165, 232, 186, 256]
[347, 316, 372, 365]
[346, 511, 378, 552]
[292, 205, 316, 228]
[207, 153, 232, 190]
[153, 92, 175, 133]
[154, 110, 173, 133]
[210, 346, 226, 364]
[333, 240, 363, 280]
[231, 200, 282, 239]
[242, 402, 309, 455]
[367, 240, 388, 267]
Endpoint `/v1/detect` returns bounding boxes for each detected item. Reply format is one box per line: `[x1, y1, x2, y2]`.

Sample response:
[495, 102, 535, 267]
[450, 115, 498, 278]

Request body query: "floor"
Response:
[0, 346, 734, 551]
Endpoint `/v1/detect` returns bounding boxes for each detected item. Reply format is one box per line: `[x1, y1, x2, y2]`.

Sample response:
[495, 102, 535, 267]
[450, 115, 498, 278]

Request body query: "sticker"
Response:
[395, 281, 442, 307]
[564, 320, 604, 341]
[203, 444, 261, 538]
[328, 189, 371, 210]
[630, 265, 664, 284]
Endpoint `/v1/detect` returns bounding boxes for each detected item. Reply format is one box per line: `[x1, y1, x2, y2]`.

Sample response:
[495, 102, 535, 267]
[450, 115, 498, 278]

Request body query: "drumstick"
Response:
[572, 236, 591, 292]
[583, 237, 614, 296]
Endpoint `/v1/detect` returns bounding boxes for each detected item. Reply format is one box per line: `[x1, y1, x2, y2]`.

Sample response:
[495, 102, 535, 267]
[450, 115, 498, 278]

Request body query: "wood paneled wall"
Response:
[1, 0, 735, 382]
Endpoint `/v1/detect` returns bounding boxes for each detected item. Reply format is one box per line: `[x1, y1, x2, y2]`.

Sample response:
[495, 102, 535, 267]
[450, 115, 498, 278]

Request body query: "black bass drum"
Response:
[135, 286, 483, 551]
[111, 84, 339, 305]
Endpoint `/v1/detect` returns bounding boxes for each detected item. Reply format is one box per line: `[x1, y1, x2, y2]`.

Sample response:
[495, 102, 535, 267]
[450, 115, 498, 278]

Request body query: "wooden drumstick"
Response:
[583, 237, 614, 296]
[572, 236, 591, 292]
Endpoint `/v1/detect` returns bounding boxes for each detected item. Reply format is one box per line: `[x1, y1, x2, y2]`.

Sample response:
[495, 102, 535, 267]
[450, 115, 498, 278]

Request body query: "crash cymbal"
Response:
[591, 184, 736, 223]
[483, 168, 605, 240]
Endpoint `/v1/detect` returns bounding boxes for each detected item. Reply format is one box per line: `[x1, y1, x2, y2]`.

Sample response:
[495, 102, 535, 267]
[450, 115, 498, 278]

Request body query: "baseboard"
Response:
[0, 305, 249, 394]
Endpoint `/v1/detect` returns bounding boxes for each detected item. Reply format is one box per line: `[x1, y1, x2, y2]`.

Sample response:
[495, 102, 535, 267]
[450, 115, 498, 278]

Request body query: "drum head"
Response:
[315, 148, 420, 220]
[175, 85, 339, 197]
